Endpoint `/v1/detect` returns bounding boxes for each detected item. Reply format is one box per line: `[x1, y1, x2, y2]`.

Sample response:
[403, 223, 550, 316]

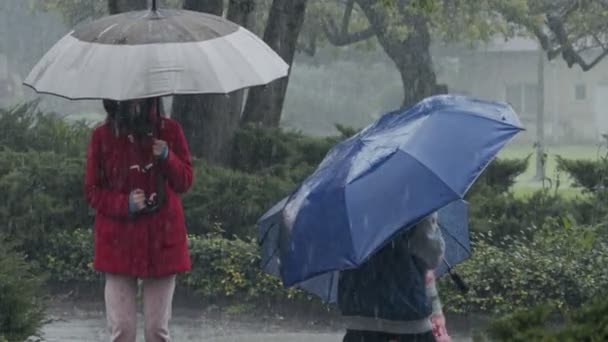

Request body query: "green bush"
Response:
[39, 218, 608, 315]
[468, 189, 575, 241]
[0, 150, 90, 257]
[467, 156, 530, 196]
[230, 125, 341, 182]
[182, 163, 295, 238]
[0, 101, 89, 156]
[439, 218, 608, 315]
[42, 228, 99, 283]
[484, 299, 608, 341]
[555, 155, 608, 226]
[182, 233, 301, 303]
[0, 236, 46, 342]
[556, 155, 608, 192]
[36, 229, 304, 304]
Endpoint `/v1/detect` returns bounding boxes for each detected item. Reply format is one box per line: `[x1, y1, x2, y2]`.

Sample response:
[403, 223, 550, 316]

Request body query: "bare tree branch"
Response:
[341, 0, 355, 33]
[592, 33, 607, 50]
[498, 1, 608, 71]
[545, 13, 608, 70]
[580, 49, 608, 70]
[323, 23, 376, 45]
[322, 3, 376, 46]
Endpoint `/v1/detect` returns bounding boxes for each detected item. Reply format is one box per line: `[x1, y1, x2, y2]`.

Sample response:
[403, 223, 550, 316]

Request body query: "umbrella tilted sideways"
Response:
[257, 95, 524, 302]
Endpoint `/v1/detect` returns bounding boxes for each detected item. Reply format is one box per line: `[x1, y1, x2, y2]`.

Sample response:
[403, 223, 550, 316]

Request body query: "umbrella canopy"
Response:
[259, 198, 470, 303]
[261, 95, 524, 288]
[24, 7, 288, 100]
[435, 199, 470, 277]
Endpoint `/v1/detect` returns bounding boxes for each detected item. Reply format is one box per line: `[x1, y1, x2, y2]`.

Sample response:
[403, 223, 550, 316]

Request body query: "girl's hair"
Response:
[102, 99, 119, 120]
[103, 97, 165, 136]
[102, 97, 165, 119]
[156, 97, 166, 117]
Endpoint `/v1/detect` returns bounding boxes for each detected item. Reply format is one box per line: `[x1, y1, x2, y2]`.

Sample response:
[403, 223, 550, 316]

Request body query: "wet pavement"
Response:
[39, 300, 475, 342]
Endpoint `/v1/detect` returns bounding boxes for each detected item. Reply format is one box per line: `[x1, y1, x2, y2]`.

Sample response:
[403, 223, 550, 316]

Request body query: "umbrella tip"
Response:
[151, 0, 157, 11]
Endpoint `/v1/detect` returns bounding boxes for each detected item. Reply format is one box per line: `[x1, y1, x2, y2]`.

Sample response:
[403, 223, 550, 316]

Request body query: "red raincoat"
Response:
[85, 116, 193, 278]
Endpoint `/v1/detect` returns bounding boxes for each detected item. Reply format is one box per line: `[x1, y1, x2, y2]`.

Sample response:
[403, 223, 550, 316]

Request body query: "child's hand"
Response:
[431, 313, 451, 342]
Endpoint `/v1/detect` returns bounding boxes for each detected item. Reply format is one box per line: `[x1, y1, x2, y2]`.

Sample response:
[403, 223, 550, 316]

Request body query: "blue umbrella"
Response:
[259, 95, 523, 291]
[259, 198, 470, 303]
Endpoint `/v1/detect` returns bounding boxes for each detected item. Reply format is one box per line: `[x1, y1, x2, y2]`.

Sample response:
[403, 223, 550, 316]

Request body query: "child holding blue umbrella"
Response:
[338, 213, 451, 342]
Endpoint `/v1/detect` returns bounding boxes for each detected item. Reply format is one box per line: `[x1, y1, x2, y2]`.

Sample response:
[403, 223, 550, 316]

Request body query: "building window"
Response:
[575, 84, 586, 100]
[506, 83, 538, 119]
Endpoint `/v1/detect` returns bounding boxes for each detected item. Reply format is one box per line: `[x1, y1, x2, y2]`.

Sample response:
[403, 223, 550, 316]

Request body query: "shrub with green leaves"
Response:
[439, 218, 608, 315]
[467, 156, 530, 196]
[42, 228, 99, 283]
[0, 150, 90, 257]
[230, 125, 342, 182]
[0, 101, 89, 156]
[555, 154, 608, 226]
[484, 298, 608, 341]
[468, 189, 576, 242]
[556, 154, 608, 193]
[37, 230, 305, 304]
[182, 233, 300, 303]
[182, 163, 295, 238]
[29, 191, 608, 316]
[0, 236, 46, 342]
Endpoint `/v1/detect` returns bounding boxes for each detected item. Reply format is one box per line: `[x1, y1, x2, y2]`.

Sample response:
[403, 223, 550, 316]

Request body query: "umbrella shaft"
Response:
[152, 0, 157, 10]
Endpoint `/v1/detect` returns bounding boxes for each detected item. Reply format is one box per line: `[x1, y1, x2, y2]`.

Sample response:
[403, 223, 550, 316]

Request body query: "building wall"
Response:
[437, 49, 608, 144]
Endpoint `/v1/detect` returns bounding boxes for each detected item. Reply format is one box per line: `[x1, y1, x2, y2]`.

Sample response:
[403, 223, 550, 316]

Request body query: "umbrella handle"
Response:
[442, 257, 469, 294]
[448, 269, 469, 294]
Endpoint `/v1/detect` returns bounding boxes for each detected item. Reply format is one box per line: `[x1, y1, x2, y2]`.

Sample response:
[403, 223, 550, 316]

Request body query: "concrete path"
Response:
[39, 301, 474, 342]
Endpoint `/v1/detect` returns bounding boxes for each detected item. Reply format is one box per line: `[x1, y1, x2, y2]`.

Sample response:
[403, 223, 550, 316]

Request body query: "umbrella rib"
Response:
[438, 108, 524, 131]
[439, 223, 471, 254]
[259, 223, 280, 272]
[327, 272, 335, 302]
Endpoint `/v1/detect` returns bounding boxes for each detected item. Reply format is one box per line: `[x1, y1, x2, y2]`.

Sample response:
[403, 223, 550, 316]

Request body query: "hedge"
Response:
[0, 236, 46, 342]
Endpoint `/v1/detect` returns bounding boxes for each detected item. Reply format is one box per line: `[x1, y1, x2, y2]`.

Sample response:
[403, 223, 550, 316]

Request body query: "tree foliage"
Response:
[432, 0, 608, 71]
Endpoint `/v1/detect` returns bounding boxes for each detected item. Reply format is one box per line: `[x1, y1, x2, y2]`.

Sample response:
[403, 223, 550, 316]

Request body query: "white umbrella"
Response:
[24, 1, 288, 101]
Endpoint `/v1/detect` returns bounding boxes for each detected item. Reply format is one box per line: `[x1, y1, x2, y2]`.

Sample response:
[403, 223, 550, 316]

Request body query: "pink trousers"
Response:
[104, 273, 176, 342]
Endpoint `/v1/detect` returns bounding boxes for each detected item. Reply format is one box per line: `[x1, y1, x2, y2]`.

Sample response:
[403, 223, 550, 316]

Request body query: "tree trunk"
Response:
[182, 0, 223, 14]
[223, 0, 257, 134]
[108, 0, 147, 14]
[241, 0, 308, 127]
[227, 0, 256, 28]
[171, 1, 230, 163]
[356, 0, 437, 108]
[171, 0, 258, 164]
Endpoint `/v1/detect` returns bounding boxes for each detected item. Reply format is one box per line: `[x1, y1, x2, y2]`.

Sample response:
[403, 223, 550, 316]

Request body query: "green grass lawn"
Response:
[501, 143, 603, 198]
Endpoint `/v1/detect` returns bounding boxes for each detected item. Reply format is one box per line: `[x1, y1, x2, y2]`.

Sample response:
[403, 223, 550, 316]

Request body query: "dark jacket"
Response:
[338, 213, 444, 333]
